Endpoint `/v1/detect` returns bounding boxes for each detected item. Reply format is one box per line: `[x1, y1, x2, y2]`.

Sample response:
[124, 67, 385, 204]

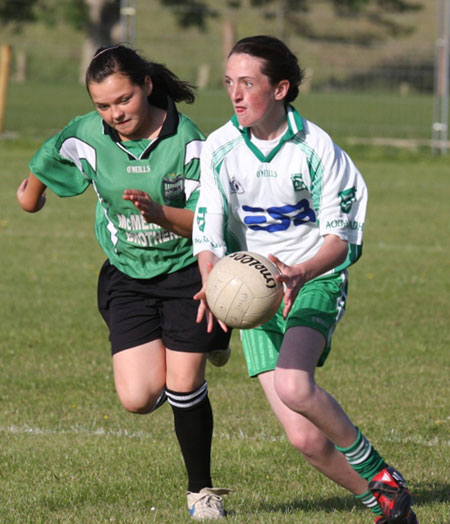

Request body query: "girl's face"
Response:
[88, 72, 152, 141]
[225, 53, 289, 138]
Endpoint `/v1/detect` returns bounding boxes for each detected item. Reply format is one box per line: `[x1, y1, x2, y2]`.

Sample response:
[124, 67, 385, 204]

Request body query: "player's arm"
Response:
[191, 136, 229, 331]
[123, 189, 193, 238]
[270, 234, 348, 318]
[125, 132, 205, 239]
[17, 172, 47, 213]
[197, 250, 220, 286]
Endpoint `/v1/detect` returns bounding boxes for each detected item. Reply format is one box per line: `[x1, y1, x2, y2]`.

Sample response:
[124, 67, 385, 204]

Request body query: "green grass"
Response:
[1, 91, 449, 523]
[4, 82, 434, 142]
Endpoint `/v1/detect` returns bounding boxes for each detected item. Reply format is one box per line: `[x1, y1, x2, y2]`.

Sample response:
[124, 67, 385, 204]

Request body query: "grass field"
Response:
[4, 82, 434, 142]
[0, 85, 449, 523]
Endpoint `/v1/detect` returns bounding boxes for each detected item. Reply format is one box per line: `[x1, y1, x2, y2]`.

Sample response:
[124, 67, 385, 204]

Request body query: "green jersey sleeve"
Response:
[29, 118, 94, 197]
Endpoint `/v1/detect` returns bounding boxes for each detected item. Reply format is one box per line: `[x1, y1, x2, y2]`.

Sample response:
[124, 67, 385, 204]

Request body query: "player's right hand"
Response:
[194, 261, 228, 334]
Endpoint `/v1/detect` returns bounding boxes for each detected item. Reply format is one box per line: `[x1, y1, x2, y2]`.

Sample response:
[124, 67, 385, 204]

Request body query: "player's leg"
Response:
[258, 369, 369, 495]
[207, 346, 232, 367]
[243, 273, 416, 521]
[165, 350, 214, 492]
[243, 323, 382, 517]
[264, 373, 422, 523]
[162, 263, 231, 520]
[275, 326, 389, 518]
[164, 351, 230, 520]
[276, 328, 417, 523]
[274, 325, 359, 446]
[112, 340, 167, 413]
[243, 273, 359, 446]
[98, 260, 230, 519]
[113, 340, 227, 519]
[97, 260, 168, 412]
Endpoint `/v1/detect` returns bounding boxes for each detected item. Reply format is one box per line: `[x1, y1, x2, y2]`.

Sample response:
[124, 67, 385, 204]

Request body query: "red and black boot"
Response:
[369, 466, 418, 523]
[374, 514, 418, 524]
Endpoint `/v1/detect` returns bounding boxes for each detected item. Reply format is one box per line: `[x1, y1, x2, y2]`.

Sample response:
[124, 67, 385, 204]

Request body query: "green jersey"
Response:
[30, 97, 204, 279]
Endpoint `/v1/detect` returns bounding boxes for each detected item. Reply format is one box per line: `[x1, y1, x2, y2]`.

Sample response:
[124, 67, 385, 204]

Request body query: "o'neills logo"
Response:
[229, 252, 277, 288]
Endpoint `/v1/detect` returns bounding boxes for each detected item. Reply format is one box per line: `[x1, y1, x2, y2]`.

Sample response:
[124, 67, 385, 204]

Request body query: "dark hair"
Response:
[228, 35, 304, 103]
[85, 44, 196, 104]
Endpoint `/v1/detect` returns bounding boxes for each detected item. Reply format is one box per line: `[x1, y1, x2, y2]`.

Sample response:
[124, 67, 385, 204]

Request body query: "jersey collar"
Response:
[231, 104, 304, 162]
[102, 94, 180, 160]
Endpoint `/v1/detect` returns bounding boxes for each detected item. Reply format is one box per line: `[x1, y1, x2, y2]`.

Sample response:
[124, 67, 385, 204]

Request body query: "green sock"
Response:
[355, 490, 383, 516]
[336, 427, 386, 481]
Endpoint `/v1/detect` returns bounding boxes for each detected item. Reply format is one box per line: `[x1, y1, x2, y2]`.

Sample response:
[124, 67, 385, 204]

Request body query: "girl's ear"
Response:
[274, 79, 290, 101]
[144, 75, 153, 96]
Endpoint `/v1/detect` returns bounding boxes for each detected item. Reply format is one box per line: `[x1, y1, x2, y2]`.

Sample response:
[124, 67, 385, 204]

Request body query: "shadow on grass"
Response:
[412, 481, 450, 506]
[257, 495, 358, 514]
[231, 494, 359, 516]
[234, 481, 450, 515]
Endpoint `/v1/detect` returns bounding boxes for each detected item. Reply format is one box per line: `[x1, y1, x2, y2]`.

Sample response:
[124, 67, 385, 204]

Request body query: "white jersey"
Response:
[193, 106, 368, 274]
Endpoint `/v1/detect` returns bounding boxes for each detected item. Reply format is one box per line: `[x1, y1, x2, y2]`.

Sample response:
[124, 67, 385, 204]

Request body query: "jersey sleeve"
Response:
[183, 138, 203, 212]
[176, 115, 205, 213]
[314, 140, 367, 248]
[29, 125, 92, 198]
[193, 138, 228, 258]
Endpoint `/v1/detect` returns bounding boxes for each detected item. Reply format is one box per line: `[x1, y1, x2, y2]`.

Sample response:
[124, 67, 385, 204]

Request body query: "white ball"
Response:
[205, 251, 283, 329]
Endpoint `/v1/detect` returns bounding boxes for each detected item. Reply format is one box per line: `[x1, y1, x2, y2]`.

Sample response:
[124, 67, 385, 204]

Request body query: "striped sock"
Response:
[355, 490, 383, 516]
[336, 427, 386, 481]
[167, 381, 213, 493]
[166, 380, 208, 409]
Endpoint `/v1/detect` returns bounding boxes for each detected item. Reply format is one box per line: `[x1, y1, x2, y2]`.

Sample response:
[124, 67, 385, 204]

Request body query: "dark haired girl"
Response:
[194, 35, 418, 524]
[17, 44, 230, 520]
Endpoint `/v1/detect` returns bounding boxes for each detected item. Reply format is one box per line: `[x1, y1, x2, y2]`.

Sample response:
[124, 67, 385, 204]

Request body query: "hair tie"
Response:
[92, 44, 121, 60]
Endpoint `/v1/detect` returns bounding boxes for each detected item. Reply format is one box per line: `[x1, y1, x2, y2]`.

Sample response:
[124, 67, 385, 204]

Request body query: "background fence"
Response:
[1, 0, 446, 146]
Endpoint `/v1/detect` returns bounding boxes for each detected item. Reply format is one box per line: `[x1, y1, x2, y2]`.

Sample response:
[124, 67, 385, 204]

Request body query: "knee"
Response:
[116, 386, 163, 414]
[274, 371, 316, 414]
[286, 427, 331, 460]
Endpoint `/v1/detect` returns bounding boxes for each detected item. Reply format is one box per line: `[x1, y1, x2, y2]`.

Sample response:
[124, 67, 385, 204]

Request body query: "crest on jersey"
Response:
[339, 187, 357, 213]
[162, 173, 185, 205]
[291, 173, 307, 192]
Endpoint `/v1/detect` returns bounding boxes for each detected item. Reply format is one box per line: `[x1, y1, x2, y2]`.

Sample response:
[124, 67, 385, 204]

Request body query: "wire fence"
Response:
[1, 0, 447, 147]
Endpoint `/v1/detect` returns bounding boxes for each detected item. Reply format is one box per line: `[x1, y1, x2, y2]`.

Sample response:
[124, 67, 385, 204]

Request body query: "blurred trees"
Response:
[0, 0, 120, 81]
[0, 0, 424, 40]
[78, 0, 120, 82]
[0, 0, 40, 24]
[159, 0, 423, 46]
[0, 0, 424, 82]
[0, 0, 87, 29]
[0, 0, 423, 46]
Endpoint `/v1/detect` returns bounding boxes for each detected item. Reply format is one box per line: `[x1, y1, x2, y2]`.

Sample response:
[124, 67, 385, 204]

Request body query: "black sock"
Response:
[166, 381, 213, 493]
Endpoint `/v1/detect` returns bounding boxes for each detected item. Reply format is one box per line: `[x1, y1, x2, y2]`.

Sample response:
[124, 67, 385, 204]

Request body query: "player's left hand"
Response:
[17, 178, 47, 212]
[123, 189, 163, 223]
[269, 253, 306, 318]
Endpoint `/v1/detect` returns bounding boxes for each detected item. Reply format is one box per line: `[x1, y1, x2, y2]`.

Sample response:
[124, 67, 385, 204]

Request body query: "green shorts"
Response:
[240, 271, 348, 377]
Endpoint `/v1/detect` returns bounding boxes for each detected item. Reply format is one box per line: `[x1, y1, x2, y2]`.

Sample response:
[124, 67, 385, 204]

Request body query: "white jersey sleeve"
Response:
[193, 127, 230, 258]
[304, 120, 367, 247]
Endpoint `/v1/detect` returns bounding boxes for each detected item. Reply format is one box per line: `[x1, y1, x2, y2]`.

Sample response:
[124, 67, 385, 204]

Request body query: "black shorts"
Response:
[97, 260, 232, 355]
